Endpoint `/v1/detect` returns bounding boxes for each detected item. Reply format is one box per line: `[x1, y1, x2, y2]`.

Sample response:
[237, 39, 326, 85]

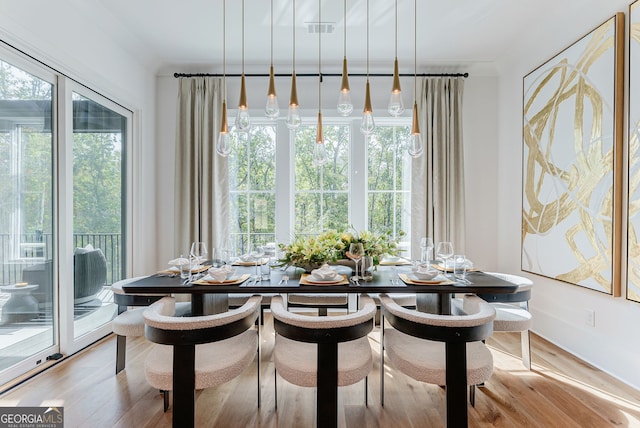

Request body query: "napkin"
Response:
[411, 265, 438, 280]
[309, 264, 340, 281]
[207, 265, 236, 282]
[238, 254, 254, 262]
[168, 257, 190, 266]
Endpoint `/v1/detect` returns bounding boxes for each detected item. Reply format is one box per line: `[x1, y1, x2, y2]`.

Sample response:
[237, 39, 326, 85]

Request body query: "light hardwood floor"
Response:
[1, 314, 639, 427]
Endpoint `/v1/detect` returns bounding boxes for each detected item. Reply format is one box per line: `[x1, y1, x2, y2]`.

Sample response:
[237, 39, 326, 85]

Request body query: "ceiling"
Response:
[81, 0, 582, 76]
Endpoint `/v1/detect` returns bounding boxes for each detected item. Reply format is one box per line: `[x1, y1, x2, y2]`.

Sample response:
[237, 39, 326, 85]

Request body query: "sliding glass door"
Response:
[0, 46, 131, 384]
[59, 82, 129, 352]
[0, 56, 57, 382]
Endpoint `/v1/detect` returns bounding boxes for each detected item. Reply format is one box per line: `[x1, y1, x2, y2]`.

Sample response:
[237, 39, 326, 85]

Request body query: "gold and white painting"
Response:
[522, 14, 623, 295]
[629, 2, 640, 303]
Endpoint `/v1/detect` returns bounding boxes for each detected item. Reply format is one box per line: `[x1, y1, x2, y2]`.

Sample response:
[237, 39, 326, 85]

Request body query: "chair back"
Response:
[379, 294, 495, 343]
[112, 276, 166, 309]
[74, 248, 107, 302]
[270, 294, 375, 344]
[144, 295, 261, 346]
[477, 272, 532, 303]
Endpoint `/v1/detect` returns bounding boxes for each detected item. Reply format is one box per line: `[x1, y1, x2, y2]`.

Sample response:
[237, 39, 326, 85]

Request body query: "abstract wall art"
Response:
[522, 13, 624, 295]
[628, 1, 640, 303]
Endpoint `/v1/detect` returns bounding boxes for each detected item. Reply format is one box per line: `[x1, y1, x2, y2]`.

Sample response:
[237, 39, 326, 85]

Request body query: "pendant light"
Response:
[336, 0, 353, 116]
[265, 0, 279, 119]
[313, 0, 327, 166]
[387, 0, 404, 116]
[286, 0, 301, 130]
[216, 0, 231, 157]
[360, 0, 375, 135]
[235, 0, 251, 131]
[407, 0, 423, 158]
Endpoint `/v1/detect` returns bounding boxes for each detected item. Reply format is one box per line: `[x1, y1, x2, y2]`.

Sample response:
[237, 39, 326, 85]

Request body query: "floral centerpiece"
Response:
[278, 229, 403, 271]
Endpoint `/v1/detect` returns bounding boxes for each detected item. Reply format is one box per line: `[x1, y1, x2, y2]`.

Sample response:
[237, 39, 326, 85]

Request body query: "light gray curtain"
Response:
[174, 77, 229, 256]
[411, 77, 465, 258]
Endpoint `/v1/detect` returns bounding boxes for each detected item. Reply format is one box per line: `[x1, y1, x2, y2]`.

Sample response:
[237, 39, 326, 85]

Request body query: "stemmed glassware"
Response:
[190, 241, 208, 266]
[249, 244, 265, 280]
[346, 243, 365, 281]
[436, 241, 454, 275]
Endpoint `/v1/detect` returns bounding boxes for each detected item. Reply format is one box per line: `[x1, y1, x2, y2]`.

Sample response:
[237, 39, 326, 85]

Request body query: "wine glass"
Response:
[346, 243, 365, 281]
[190, 241, 208, 266]
[249, 244, 265, 280]
[436, 241, 454, 275]
[420, 237, 434, 264]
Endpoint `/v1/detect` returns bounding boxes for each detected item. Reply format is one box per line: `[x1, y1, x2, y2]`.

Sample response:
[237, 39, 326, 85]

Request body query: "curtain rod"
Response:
[173, 72, 469, 79]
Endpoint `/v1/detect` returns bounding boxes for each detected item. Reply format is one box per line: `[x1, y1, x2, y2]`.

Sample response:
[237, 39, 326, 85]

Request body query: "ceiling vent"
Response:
[306, 22, 335, 34]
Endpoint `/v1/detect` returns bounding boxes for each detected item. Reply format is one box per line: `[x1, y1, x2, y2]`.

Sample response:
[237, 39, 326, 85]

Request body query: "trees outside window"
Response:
[228, 118, 411, 251]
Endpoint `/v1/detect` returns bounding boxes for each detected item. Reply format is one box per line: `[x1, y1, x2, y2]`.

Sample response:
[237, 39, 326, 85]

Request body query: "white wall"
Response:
[0, 1, 158, 275]
[497, 0, 640, 389]
[154, 73, 500, 270]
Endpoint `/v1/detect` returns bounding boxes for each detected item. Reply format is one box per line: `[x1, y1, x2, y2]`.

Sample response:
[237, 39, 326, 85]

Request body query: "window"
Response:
[229, 125, 276, 253]
[228, 117, 411, 248]
[294, 124, 350, 236]
[367, 125, 411, 238]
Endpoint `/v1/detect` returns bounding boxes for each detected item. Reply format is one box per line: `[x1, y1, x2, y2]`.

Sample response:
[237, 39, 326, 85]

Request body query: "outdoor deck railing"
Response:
[0, 233, 122, 286]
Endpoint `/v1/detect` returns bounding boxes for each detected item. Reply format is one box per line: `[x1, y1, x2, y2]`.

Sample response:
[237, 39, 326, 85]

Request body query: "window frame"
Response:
[230, 113, 411, 247]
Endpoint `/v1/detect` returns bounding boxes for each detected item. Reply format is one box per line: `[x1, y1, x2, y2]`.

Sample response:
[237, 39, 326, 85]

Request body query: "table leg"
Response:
[416, 293, 451, 315]
[191, 294, 229, 316]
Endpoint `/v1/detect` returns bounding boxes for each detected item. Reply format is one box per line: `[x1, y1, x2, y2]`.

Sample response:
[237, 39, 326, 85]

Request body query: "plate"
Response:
[408, 274, 443, 284]
[306, 276, 343, 284]
[193, 274, 250, 285]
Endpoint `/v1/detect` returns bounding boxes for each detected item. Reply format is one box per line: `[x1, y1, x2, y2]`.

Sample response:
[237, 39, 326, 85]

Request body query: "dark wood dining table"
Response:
[122, 264, 519, 428]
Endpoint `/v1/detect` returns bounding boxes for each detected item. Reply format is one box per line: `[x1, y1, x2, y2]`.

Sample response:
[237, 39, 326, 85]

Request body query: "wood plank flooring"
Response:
[1, 314, 639, 427]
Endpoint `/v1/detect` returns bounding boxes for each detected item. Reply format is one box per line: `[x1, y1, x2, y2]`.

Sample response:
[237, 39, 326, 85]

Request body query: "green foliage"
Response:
[72, 132, 122, 233]
[278, 228, 404, 268]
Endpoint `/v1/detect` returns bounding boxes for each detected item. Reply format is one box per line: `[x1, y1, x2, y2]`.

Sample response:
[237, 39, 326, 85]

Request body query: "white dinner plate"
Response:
[408, 274, 445, 283]
[306, 276, 343, 284]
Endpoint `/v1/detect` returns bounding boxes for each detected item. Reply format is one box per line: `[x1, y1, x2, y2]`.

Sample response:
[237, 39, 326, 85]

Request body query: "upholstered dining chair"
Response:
[229, 293, 276, 325]
[143, 295, 262, 427]
[476, 272, 533, 369]
[111, 277, 190, 374]
[286, 293, 350, 315]
[379, 293, 495, 427]
[270, 294, 376, 427]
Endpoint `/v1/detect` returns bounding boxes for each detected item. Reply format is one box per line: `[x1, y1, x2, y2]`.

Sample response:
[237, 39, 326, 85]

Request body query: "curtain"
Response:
[174, 77, 229, 257]
[411, 77, 465, 258]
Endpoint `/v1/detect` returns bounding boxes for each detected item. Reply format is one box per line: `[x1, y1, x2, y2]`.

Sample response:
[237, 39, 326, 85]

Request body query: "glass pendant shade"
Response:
[287, 72, 301, 129]
[388, 59, 404, 116]
[407, 101, 423, 158]
[235, 74, 251, 131]
[216, 101, 232, 157]
[265, 65, 279, 119]
[360, 80, 375, 135]
[313, 142, 327, 166]
[337, 57, 353, 116]
[313, 111, 327, 166]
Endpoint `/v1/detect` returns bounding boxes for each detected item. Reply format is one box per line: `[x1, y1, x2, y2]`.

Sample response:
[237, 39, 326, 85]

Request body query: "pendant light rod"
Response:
[175, 72, 469, 78]
[318, 0, 321, 113]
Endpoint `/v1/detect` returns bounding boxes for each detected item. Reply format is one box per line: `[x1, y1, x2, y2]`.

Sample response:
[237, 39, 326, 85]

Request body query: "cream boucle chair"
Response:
[270, 294, 376, 428]
[476, 272, 533, 369]
[143, 295, 261, 427]
[379, 293, 495, 428]
[111, 277, 191, 374]
[286, 293, 349, 315]
[112, 277, 164, 374]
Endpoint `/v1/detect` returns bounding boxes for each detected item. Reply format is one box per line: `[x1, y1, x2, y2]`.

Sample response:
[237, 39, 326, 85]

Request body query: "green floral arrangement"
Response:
[278, 229, 404, 269]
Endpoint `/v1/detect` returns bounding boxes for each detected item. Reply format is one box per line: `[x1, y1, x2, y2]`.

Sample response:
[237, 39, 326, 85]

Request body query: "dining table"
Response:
[122, 263, 519, 428]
